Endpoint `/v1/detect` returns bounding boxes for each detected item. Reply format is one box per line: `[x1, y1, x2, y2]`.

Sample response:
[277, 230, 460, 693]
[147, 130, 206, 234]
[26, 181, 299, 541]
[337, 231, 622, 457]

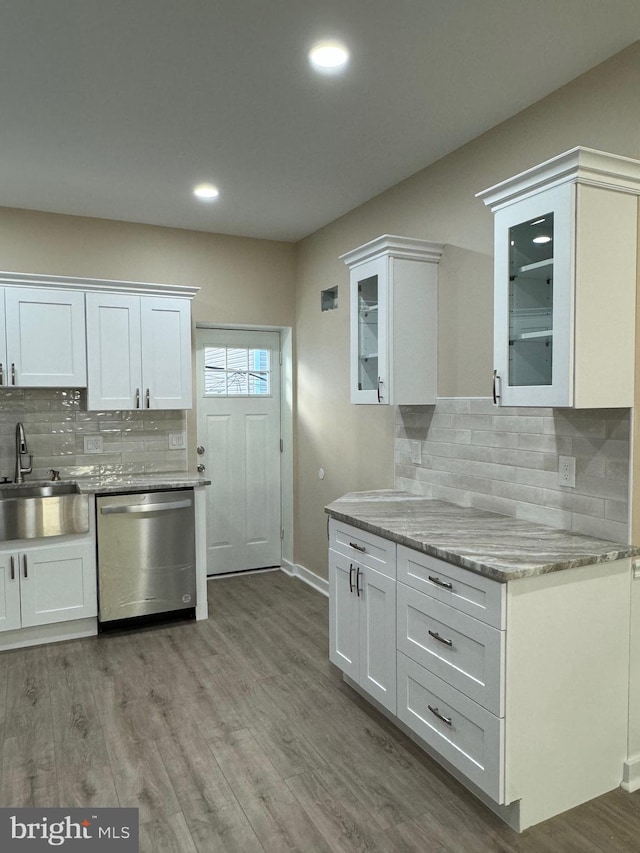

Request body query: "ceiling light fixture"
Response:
[308, 40, 350, 73]
[532, 235, 552, 244]
[193, 183, 220, 201]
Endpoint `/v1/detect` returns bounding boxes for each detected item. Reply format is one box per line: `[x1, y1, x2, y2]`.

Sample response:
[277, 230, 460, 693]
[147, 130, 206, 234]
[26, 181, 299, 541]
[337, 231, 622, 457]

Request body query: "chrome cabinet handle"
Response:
[11, 363, 16, 385]
[197, 464, 205, 473]
[377, 376, 382, 403]
[196, 446, 205, 455]
[428, 629, 453, 647]
[355, 566, 362, 597]
[349, 563, 355, 593]
[10, 555, 14, 581]
[428, 575, 453, 590]
[492, 369, 500, 405]
[146, 388, 150, 408]
[428, 705, 452, 727]
[0, 363, 4, 385]
[23, 554, 27, 578]
[349, 541, 366, 553]
[135, 388, 140, 409]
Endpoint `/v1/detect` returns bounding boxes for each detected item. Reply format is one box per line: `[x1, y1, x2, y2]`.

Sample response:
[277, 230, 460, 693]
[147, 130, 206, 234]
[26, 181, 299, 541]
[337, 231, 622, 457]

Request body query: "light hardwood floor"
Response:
[1, 570, 640, 852]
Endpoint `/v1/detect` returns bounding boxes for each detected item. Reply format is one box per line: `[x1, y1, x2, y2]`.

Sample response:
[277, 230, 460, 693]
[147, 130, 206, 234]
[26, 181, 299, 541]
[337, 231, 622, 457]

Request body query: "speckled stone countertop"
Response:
[74, 473, 211, 494]
[0, 473, 211, 495]
[325, 490, 640, 582]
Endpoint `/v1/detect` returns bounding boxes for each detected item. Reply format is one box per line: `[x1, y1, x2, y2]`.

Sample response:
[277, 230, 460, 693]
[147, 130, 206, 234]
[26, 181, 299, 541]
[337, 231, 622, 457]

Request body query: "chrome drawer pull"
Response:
[349, 563, 355, 593]
[355, 566, 362, 597]
[428, 629, 453, 647]
[349, 541, 366, 553]
[428, 705, 452, 727]
[428, 575, 452, 590]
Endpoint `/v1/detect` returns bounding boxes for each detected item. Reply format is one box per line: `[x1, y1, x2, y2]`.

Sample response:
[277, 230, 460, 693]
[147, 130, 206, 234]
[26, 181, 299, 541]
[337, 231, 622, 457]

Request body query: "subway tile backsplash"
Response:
[396, 398, 631, 543]
[0, 388, 187, 480]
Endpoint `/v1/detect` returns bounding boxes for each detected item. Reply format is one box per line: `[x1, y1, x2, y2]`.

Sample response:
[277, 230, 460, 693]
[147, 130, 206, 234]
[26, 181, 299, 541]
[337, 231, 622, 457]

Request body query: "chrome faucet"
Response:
[14, 422, 33, 484]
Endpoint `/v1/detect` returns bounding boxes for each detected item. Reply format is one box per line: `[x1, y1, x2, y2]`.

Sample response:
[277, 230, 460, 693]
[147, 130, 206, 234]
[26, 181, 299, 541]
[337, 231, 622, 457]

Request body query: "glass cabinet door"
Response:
[356, 273, 379, 394]
[508, 212, 554, 387]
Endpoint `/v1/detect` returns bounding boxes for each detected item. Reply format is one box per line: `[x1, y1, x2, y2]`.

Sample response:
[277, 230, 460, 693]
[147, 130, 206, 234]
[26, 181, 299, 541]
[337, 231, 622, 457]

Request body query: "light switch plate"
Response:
[84, 435, 103, 454]
[169, 431, 186, 450]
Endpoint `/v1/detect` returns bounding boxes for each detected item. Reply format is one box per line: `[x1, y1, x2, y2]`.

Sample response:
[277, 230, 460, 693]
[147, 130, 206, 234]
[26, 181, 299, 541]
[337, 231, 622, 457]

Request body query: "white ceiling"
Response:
[2, 1, 640, 242]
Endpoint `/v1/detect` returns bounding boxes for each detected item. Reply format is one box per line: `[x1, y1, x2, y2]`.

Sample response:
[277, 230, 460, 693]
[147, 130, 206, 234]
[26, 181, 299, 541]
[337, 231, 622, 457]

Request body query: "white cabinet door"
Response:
[349, 256, 389, 404]
[86, 292, 143, 410]
[0, 553, 21, 632]
[359, 564, 396, 713]
[141, 296, 192, 409]
[19, 542, 97, 628]
[0, 293, 7, 388]
[328, 549, 360, 682]
[4, 287, 87, 387]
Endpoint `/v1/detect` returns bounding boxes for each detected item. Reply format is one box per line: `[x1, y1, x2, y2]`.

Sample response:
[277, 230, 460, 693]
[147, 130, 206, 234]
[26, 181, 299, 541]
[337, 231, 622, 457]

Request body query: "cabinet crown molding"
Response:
[340, 234, 444, 267]
[476, 146, 640, 211]
[0, 270, 200, 299]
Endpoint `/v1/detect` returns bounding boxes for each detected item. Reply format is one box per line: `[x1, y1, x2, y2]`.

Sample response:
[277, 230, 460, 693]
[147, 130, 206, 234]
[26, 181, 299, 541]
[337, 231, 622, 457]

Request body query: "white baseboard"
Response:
[280, 560, 329, 596]
[0, 618, 97, 652]
[622, 755, 640, 792]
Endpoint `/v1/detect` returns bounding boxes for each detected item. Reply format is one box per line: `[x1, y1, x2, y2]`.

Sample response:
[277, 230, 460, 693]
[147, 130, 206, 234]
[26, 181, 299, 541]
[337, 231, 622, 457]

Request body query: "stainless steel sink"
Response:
[0, 482, 89, 540]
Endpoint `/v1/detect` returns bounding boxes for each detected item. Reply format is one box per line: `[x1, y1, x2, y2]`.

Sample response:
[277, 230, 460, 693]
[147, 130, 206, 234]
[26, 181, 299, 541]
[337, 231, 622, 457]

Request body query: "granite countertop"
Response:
[74, 473, 211, 494]
[325, 490, 640, 582]
[0, 473, 210, 495]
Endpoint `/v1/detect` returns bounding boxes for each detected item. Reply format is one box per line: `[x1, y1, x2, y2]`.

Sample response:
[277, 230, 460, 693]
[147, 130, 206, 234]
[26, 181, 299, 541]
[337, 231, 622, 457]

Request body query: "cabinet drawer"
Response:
[330, 520, 395, 578]
[397, 652, 504, 802]
[397, 583, 504, 715]
[397, 545, 504, 628]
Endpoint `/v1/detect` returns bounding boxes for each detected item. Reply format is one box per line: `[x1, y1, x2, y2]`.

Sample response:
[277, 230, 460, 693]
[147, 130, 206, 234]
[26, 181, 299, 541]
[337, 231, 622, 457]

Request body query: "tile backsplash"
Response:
[396, 397, 631, 542]
[0, 388, 187, 480]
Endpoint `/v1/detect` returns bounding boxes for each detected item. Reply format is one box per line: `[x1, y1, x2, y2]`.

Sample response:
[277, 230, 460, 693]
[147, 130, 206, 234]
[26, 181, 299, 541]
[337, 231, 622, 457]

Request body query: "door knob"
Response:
[196, 446, 205, 455]
[197, 464, 206, 473]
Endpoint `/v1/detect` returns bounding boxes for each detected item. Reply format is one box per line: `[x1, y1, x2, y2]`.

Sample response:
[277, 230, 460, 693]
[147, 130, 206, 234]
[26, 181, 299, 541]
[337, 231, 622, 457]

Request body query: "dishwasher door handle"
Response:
[100, 499, 193, 515]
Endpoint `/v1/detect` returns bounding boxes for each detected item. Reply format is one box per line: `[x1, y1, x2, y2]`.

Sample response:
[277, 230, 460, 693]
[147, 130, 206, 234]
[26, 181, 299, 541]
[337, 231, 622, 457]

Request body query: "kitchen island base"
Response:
[327, 498, 635, 831]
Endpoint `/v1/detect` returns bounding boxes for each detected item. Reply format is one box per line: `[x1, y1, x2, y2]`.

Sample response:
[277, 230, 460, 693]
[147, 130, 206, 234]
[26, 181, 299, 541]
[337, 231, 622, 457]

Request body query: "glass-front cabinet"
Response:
[342, 235, 443, 405]
[478, 147, 640, 408]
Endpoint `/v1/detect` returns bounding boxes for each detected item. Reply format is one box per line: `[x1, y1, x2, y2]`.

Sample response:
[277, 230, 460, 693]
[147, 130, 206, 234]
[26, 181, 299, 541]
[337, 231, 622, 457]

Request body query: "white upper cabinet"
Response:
[341, 235, 443, 405]
[87, 293, 192, 410]
[0, 287, 86, 387]
[478, 147, 640, 408]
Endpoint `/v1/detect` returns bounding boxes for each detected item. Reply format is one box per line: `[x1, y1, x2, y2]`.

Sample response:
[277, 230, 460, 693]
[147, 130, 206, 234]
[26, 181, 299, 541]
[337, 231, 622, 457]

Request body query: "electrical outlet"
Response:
[84, 435, 103, 454]
[558, 455, 576, 488]
[168, 431, 186, 450]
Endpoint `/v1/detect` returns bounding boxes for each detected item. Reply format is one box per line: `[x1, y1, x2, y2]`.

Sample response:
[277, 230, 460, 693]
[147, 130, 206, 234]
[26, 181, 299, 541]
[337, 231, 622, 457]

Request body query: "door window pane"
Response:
[508, 213, 553, 387]
[204, 346, 271, 396]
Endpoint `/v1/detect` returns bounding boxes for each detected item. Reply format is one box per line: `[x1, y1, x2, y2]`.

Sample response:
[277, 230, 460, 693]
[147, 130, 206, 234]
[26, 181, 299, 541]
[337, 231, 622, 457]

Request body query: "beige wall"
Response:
[295, 43, 640, 578]
[0, 206, 296, 329]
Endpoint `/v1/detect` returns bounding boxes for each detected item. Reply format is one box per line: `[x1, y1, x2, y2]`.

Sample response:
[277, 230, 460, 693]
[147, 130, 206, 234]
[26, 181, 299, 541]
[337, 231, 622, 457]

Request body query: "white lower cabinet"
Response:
[328, 519, 632, 831]
[0, 540, 97, 632]
[329, 521, 396, 714]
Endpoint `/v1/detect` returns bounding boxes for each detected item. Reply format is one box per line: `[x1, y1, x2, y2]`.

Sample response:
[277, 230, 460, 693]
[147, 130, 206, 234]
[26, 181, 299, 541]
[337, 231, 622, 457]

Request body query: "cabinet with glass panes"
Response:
[478, 147, 640, 408]
[341, 235, 443, 405]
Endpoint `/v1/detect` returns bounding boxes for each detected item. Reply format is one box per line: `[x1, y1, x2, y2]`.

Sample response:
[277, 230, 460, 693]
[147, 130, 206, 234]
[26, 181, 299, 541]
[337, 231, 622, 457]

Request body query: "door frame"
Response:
[193, 322, 294, 573]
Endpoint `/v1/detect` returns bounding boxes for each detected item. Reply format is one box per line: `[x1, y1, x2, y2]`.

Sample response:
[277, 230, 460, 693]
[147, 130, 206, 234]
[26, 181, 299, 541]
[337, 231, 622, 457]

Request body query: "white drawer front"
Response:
[397, 545, 504, 628]
[397, 652, 504, 803]
[397, 583, 504, 715]
[330, 519, 395, 578]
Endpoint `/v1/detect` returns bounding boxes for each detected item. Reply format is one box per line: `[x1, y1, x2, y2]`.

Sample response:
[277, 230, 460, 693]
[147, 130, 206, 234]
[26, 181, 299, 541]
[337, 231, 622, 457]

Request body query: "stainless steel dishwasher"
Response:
[96, 489, 196, 625]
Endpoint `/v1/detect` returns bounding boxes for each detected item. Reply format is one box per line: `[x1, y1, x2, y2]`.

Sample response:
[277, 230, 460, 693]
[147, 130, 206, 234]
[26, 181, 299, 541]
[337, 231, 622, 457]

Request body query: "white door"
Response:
[196, 328, 282, 575]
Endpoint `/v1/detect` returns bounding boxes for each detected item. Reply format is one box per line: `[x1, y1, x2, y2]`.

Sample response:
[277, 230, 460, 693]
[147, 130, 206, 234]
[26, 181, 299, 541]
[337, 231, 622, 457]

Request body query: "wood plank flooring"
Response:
[2, 570, 640, 851]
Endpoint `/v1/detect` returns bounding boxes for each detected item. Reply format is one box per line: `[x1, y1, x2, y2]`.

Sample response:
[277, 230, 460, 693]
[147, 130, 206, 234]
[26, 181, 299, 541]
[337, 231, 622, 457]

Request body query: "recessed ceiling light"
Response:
[532, 235, 552, 244]
[308, 40, 350, 73]
[193, 183, 220, 201]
